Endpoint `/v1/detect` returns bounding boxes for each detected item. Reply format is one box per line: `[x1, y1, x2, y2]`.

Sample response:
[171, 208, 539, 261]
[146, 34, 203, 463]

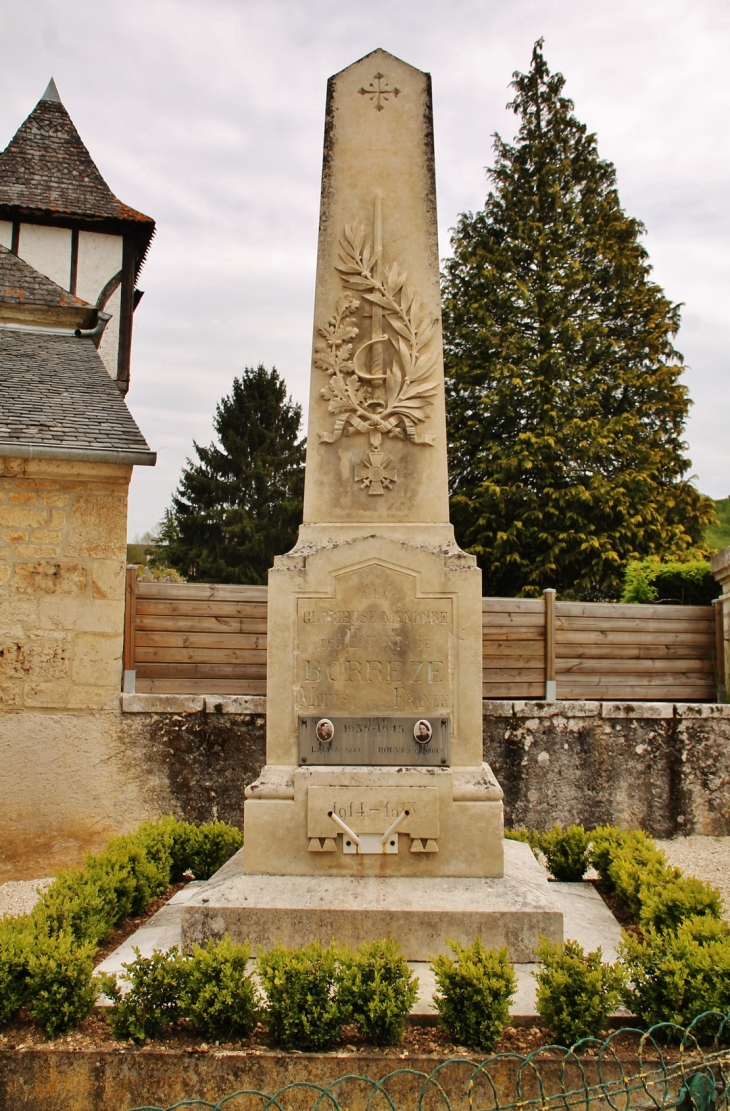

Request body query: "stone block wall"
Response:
[0, 455, 131, 711]
[483, 701, 730, 838]
[0, 698, 266, 882]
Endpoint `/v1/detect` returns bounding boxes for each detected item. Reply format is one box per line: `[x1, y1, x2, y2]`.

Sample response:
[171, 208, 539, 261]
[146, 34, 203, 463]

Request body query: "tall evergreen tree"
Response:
[161, 365, 305, 583]
[443, 41, 715, 599]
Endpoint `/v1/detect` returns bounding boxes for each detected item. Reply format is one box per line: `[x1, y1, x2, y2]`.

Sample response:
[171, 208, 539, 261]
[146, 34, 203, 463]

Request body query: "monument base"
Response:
[244, 763, 505, 878]
[180, 840, 563, 962]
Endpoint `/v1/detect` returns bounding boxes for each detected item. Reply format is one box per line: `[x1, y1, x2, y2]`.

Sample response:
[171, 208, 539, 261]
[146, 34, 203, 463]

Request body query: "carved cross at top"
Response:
[358, 72, 401, 111]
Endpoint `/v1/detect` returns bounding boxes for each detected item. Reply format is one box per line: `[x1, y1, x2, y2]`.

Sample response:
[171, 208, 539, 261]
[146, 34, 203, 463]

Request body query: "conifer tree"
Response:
[161, 365, 305, 583]
[443, 41, 715, 599]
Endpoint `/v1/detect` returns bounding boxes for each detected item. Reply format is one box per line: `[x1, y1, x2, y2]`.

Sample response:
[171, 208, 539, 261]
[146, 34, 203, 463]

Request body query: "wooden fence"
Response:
[123, 571, 723, 702]
[481, 594, 720, 702]
[123, 574, 267, 696]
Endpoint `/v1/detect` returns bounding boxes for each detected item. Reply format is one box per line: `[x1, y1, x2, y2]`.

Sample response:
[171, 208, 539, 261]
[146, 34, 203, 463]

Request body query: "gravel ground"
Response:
[657, 836, 730, 915]
[0, 878, 52, 920]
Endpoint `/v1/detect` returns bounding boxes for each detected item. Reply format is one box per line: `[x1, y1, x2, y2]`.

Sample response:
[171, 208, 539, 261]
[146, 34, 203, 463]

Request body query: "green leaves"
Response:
[0, 817, 244, 1037]
[102, 947, 186, 1043]
[338, 939, 418, 1047]
[182, 937, 259, 1042]
[443, 41, 715, 598]
[621, 558, 719, 605]
[432, 937, 515, 1052]
[0, 917, 33, 1026]
[535, 938, 624, 1046]
[256, 941, 348, 1051]
[538, 823, 590, 882]
[26, 931, 97, 1038]
[620, 917, 730, 1034]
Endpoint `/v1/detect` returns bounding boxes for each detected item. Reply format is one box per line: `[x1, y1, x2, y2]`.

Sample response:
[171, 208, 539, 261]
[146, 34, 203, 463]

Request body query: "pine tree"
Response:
[443, 41, 715, 599]
[161, 365, 305, 583]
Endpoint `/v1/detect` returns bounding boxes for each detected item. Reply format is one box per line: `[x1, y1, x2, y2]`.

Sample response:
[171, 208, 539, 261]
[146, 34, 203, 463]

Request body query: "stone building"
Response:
[0, 81, 157, 878]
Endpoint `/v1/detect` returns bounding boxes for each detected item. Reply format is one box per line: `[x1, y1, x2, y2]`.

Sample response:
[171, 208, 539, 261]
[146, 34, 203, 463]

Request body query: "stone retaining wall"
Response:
[0, 1045, 658, 1111]
[0, 700, 265, 881]
[483, 700, 730, 839]
[2, 696, 729, 880]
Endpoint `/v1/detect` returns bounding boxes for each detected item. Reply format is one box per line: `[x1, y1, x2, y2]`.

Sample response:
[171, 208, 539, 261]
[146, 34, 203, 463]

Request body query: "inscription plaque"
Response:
[299, 714, 450, 766]
[295, 563, 454, 717]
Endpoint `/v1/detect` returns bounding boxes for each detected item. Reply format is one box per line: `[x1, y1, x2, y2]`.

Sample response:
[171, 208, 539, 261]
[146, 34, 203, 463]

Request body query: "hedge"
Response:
[0, 816, 242, 1035]
[3, 820, 729, 1047]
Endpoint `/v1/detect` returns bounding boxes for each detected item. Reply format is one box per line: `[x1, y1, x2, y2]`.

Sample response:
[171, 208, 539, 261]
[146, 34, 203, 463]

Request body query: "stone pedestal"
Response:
[181, 840, 562, 962]
[251, 529, 501, 878]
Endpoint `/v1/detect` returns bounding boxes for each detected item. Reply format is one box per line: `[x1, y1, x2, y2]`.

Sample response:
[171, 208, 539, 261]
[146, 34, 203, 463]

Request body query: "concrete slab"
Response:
[407, 884, 621, 1020]
[549, 881, 623, 962]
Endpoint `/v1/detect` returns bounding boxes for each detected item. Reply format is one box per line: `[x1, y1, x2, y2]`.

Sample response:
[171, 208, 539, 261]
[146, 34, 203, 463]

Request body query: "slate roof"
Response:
[0, 244, 90, 308]
[0, 82, 154, 230]
[0, 328, 155, 462]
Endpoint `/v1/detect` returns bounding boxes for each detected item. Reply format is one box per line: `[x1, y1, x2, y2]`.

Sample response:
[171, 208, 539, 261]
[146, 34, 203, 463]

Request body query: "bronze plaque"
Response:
[298, 715, 450, 766]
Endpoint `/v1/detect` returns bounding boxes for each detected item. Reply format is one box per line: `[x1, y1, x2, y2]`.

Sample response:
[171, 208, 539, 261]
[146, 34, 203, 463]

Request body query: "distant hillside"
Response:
[706, 497, 730, 552]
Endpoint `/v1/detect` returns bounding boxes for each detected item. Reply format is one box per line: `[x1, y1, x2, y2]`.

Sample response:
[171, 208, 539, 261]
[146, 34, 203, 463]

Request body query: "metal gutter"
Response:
[0, 442, 157, 466]
[0, 321, 83, 336]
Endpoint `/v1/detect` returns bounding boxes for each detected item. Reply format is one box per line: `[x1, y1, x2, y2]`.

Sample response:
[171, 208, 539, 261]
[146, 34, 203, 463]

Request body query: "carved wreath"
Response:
[314, 220, 439, 450]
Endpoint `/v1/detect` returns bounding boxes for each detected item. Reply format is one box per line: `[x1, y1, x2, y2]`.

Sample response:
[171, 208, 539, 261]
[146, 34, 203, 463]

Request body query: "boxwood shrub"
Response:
[256, 941, 348, 1051]
[620, 916, 730, 1034]
[181, 936, 259, 1042]
[0, 816, 242, 1037]
[432, 937, 515, 1052]
[539, 824, 590, 881]
[535, 938, 624, 1046]
[338, 939, 418, 1046]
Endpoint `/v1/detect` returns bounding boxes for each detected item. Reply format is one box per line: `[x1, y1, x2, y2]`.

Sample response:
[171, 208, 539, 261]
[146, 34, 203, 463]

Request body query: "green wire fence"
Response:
[127, 1012, 730, 1111]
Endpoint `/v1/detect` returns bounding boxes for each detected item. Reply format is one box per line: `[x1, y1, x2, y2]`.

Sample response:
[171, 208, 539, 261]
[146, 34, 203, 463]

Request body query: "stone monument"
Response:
[182, 49, 562, 960]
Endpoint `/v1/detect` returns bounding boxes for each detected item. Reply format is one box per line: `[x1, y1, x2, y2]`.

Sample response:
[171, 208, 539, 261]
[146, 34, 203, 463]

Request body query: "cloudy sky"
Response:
[1, 0, 729, 538]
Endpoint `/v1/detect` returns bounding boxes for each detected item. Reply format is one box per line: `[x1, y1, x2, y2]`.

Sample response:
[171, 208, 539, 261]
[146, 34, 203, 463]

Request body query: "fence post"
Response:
[543, 588, 556, 701]
[712, 599, 726, 703]
[711, 548, 730, 703]
[123, 565, 137, 695]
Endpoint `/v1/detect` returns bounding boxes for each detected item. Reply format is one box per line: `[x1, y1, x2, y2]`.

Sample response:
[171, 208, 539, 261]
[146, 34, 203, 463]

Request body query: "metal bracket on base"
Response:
[327, 808, 409, 854]
[344, 832, 398, 854]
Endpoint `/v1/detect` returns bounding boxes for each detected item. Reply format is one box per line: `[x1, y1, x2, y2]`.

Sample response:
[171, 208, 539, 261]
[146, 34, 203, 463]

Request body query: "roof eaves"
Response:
[0, 442, 157, 466]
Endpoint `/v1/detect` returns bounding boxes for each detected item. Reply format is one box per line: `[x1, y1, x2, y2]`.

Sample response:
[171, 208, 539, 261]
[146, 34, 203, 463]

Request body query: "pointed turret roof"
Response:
[0, 80, 154, 229]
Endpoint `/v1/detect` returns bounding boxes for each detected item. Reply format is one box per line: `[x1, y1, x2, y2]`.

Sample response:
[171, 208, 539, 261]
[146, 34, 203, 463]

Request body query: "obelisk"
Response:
[182, 50, 564, 961]
[245, 48, 504, 879]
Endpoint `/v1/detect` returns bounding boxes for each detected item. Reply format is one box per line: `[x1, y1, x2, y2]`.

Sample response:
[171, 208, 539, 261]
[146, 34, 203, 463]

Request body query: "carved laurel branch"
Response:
[314, 219, 439, 447]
